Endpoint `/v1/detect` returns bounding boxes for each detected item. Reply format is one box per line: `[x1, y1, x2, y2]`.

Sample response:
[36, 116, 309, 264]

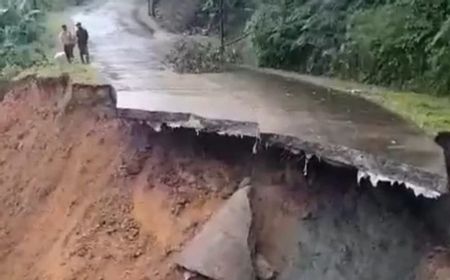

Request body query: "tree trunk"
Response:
[220, 0, 225, 54]
[148, 0, 157, 17]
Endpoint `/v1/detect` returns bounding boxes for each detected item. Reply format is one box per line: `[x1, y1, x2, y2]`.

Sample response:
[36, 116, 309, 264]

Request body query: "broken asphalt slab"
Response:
[118, 108, 448, 198]
[175, 186, 254, 280]
[12, 76, 447, 198]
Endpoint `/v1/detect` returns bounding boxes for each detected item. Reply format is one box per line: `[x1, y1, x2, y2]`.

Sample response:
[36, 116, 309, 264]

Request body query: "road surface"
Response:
[73, 0, 446, 177]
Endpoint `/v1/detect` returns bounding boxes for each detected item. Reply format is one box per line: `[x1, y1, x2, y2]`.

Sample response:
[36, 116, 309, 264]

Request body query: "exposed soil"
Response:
[1, 77, 450, 279]
[0, 78, 239, 280]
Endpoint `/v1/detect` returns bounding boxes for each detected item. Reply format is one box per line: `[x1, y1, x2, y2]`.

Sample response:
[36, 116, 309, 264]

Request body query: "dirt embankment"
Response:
[1, 77, 450, 279]
[0, 77, 239, 280]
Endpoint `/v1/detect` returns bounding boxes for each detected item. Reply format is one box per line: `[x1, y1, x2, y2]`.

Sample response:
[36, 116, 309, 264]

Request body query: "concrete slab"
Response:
[175, 186, 254, 280]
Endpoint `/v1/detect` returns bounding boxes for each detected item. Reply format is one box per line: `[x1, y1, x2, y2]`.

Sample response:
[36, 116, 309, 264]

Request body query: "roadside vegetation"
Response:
[0, 0, 98, 85]
[246, 0, 450, 94]
[362, 90, 450, 135]
[165, 38, 240, 73]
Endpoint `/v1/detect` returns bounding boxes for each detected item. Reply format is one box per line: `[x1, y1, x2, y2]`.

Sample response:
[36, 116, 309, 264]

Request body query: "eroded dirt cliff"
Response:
[0, 77, 449, 280]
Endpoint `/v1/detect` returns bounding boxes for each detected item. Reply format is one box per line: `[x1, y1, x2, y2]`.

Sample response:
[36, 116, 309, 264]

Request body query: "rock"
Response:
[119, 154, 147, 176]
[171, 204, 183, 216]
[63, 145, 73, 159]
[183, 271, 196, 280]
[86, 129, 95, 137]
[75, 246, 88, 258]
[125, 226, 140, 241]
[17, 131, 26, 140]
[106, 228, 117, 235]
[133, 250, 143, 258]
[255, 254, 276, 280]
[80, 164, 88, 174]
[164, 248, 174, 257]
[301, 211, 313, 220]
[175, 186, 254, 280]
[16, 142, 23, 151]
[103, 253, 113, 260]
[239, 177, 251, 189]
[176, 198, 189, 206]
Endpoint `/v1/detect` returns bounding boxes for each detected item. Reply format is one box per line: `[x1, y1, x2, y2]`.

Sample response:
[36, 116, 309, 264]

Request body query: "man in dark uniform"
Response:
[75, 22, 90, 64]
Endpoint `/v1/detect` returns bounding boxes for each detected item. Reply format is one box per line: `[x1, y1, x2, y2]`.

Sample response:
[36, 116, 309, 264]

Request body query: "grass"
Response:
[360, 90, 450, 135]
[15, 63, 101, 84]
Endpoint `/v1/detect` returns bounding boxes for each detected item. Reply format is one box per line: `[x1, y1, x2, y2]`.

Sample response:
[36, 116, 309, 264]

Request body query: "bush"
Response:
[0, 0, 87, 83]
[165, 38, 240, 73]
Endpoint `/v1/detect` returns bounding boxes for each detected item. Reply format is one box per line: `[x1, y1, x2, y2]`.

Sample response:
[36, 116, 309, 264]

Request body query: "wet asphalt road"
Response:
[73, 0, 446, 177]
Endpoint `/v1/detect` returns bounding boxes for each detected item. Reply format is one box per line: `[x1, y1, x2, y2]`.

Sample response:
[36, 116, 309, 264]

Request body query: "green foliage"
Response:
[198, 0, 253, 33]
[0, 0, 47, 81]
[165, 38, 240, 73]
[247, 0, 450, 94]
[200, 0, 247, 12]
[0, 0, 83, 83]
[362, 89, 450, 134]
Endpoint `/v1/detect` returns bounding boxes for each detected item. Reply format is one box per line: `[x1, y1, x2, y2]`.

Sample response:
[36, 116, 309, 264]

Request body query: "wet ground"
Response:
[73, 0, 446, 177]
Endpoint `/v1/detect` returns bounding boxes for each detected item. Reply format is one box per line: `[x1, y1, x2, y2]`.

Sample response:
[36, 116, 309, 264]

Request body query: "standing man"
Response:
[59, 24, 75, 63]
[76, 22, 90, 64]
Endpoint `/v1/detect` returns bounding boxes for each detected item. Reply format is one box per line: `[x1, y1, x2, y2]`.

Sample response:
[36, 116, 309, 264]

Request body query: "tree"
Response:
[246, 0, 450, 94]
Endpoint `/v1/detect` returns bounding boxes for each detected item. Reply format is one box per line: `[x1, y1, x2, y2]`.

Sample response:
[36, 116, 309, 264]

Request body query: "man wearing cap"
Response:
[75, 22, 90, 64]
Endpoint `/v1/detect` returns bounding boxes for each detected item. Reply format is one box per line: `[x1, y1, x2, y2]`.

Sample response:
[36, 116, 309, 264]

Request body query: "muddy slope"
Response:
[0, 77, 239, 280]
[0, 77, 449, 280]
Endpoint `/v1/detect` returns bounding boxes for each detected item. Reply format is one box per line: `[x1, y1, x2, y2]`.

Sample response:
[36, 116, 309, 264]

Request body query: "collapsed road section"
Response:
[1, 76, 450, 280]
[118, 108, 448, 199]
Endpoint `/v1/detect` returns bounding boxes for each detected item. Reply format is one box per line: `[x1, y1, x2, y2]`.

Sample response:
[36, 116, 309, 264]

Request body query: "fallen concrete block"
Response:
[255, 254, 276, 280]
[175, 186, 254, 280]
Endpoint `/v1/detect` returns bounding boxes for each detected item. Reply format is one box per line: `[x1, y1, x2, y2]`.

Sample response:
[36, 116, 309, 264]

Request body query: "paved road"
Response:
[73, 0, 446, 177]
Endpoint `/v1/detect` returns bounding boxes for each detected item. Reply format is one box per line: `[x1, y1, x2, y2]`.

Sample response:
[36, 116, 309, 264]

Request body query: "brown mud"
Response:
[0, 77, 227, 280]
[0, 77, 450, 279]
